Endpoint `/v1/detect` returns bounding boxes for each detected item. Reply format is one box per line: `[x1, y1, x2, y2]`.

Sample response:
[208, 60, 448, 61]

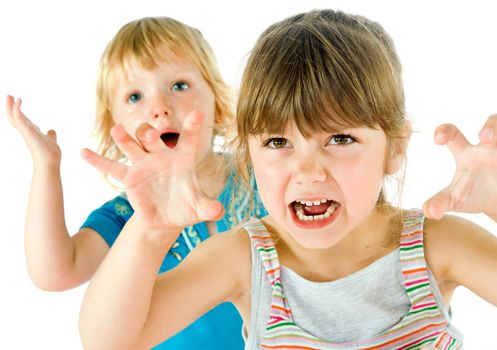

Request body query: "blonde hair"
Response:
[231, 9, 408, 220]
[94, 17, 232, 161]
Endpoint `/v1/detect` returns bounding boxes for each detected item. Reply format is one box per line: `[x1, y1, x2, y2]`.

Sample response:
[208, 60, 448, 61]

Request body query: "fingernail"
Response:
[429, 201, 443, 220]
[480, 128, 493, 143]
[146, 129, 157, 141]
[435, 133, 445, 144]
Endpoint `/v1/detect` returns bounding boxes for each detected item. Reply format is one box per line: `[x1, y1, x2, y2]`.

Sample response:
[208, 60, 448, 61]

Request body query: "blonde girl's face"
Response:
[111, 54, 216, 164]
[248, 121, 391, 249]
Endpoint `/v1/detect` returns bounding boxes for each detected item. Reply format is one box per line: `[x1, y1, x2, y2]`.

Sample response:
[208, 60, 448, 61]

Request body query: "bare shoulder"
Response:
[187, 226, 252, 299]
[424, 214, 497, 305]
[207, 226, 251, 260]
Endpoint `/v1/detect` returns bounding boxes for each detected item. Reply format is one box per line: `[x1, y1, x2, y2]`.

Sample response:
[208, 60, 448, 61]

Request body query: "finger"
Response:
[135, 123, 167, 153]
[478, 114, 497, 145]
[111, 125, 146, 162]
[6, 96, 45, 141]
[81, 148, 127, 181]
[5, 95, 15, 126]
[5, 95, 23, 129]
[423, 190, 451, 220]
[177, 110, 205, 155]
[47, 129, 57, 142]
[434, 123, 470, 157]
[196, 199, 224, 222]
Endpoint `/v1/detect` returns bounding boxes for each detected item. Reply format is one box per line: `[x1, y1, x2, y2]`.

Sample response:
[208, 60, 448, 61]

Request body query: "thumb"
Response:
[423, 189, 452, 220]
[196, 198, 224, 222]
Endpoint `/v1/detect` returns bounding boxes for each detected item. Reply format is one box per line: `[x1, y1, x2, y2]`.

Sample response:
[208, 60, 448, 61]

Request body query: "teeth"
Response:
[295, 202, 337, 221]
[297, 199, 332, 207]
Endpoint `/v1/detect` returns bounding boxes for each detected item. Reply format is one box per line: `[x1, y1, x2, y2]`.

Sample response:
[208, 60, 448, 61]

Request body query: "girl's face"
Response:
[248, 121, 392, 249]
[111, 54, 216, 164]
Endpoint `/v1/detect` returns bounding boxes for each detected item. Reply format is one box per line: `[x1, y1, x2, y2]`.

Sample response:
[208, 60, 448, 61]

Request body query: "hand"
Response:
[5, 95, 61, 167]
[81, 110, 223, 232]
[423, 115, 497, 220]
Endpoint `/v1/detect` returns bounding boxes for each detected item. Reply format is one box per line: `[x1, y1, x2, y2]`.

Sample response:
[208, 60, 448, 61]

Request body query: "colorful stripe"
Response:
[244, 210, 462, 349]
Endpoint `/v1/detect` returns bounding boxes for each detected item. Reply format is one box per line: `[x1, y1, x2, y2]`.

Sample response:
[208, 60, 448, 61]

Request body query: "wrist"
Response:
[127, 215, 183, 247]
[33, 161, 61, 176]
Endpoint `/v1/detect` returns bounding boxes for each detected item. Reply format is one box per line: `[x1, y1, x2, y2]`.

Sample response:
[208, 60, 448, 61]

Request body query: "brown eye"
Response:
[264, 137, 289, 149]
[329, 134, 354, 145]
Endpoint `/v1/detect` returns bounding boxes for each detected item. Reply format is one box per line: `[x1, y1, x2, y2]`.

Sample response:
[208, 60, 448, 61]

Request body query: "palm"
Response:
[82, 112, 222, 231]
[424, 120, 497, 219]
[6, 96, 61, 166]
[120, 148, 208, 230]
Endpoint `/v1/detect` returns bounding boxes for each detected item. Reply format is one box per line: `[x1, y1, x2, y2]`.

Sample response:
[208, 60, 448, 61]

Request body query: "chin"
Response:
[293, 232, 345, 250]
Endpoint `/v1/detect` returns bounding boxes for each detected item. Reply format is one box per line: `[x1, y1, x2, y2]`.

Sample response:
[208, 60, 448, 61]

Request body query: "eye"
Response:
[172, 81, 189, 92]
[263, 137, 290, 149]
[127, 92, 142, 104]
[328, 134, 355, 145]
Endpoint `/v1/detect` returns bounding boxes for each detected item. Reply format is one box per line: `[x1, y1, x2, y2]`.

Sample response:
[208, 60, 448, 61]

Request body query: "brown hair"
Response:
[94, 17, 232, 162]
[230, 9, 408, 221]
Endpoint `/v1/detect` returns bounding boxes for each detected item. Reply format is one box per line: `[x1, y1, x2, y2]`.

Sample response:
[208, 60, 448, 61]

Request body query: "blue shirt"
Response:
[81, 173, 266, 349]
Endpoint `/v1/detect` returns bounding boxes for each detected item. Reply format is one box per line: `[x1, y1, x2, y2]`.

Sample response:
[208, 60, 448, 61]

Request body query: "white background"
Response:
[1, 0, 496, 348]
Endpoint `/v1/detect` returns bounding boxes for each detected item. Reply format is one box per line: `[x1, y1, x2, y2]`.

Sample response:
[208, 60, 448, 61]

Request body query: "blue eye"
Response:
[128, 93, 142, 104]
[263, 137, 289, 149]
[172, 82, 189, 92]
[328, 134, 355, 145]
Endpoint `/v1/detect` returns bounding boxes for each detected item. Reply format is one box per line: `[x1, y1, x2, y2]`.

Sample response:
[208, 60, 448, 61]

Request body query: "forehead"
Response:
[121, 52, 197, 78]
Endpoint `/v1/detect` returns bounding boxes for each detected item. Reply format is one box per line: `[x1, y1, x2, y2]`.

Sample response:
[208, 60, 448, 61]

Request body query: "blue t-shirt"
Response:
[81, 174, 266, 349]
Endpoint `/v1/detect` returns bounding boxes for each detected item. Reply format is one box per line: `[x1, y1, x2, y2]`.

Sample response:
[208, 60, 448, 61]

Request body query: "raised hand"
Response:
[81, 110, 223, 232]
[423, 115, 497, 220]
[5, 95, 61, 167]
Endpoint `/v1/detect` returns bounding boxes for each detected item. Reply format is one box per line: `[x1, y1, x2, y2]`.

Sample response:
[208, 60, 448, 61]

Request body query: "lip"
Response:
[158, 127, 179, 135]
[288, 201, 341, 229]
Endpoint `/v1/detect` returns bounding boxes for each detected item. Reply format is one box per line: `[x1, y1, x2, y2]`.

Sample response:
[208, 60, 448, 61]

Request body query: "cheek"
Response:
[334, 155, 385, 206]
[250, 149, 288, 213]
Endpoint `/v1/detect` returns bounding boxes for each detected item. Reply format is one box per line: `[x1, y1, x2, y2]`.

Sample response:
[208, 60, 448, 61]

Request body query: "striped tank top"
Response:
[243, 210, 463, 349]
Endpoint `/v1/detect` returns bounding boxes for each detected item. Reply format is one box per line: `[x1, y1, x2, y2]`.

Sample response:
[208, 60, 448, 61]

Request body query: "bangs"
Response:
[238, 10, 402, 139]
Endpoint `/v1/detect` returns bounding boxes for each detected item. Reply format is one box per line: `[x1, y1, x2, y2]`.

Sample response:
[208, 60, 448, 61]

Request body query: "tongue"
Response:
[303, 202, 331, 215]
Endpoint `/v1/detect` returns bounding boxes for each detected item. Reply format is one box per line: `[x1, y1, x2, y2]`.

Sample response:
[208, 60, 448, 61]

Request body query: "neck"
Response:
[266, 206, 403, 282]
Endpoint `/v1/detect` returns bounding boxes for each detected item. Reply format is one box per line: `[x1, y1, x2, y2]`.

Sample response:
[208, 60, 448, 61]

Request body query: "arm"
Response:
[79, 112, 241, 348]
[425, 215, 497, 307]
[80, 217, 247, 349]
[422, 114, 497, 305]
[6, 95, 108, 291]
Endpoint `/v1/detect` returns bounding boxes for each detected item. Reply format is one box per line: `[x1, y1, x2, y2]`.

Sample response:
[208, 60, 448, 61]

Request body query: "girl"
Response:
[79, 10, 497, 349]
[6, 17, 265, 350]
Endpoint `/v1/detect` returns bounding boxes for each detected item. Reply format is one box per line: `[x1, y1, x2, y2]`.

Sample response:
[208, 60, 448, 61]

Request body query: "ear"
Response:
[386, 121, 411, 175]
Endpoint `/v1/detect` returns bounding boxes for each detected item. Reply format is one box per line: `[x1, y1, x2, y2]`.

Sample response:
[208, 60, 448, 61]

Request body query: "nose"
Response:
[293, 152, 327, 185]
[149, 94, 172, 120]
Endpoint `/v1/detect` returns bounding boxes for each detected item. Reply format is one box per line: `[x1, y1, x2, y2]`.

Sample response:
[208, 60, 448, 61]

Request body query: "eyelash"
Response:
[125, 80, 189, 103]
[172, 81, 189, 92]
[328, 134, 356, 145]
[262, 137, 288, 149]
[262, 134, 356, 149]
[127, 92, 142, 104]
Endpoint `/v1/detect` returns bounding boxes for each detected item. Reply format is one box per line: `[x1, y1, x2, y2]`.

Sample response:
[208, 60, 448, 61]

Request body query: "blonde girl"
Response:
[6, 16, 265, 350]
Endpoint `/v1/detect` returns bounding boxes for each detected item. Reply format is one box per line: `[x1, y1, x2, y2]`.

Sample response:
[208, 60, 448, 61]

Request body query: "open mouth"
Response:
[290, 199, 340, 223]
[160, 132, 180, 148]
